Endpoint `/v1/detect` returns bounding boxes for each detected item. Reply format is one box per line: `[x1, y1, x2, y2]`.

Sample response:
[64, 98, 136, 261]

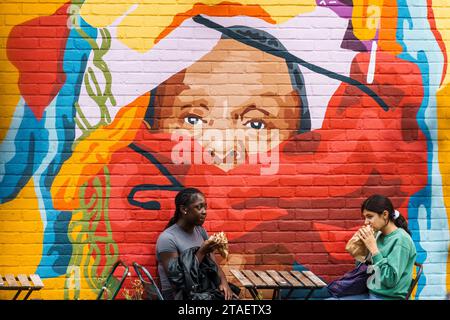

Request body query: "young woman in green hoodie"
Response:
[330, 194, 417, 300]
[358, 194, 417, 300]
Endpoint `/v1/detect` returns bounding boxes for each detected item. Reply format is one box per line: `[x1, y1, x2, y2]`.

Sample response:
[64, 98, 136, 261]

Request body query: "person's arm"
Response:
[209, 253, 235, 300]
[159, 251, 179, 291]
[370, 245, 410, 289]
[195, 239, 219, 263]
[358, 227, 411, 288]
[160, 251, 179, 275]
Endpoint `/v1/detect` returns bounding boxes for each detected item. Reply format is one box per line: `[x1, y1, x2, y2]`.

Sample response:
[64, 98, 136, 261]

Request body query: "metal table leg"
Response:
[272, 289, 281, 300]
[23, 289, 34, 300]
[12, 289, 22, 300]
[284, 288, 295, 299]
[248, 287, 261, 300]
[304, 289, 316, 300]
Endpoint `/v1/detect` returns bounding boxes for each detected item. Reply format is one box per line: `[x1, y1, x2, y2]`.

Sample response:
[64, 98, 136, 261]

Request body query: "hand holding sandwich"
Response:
[357, 225, 379, 256]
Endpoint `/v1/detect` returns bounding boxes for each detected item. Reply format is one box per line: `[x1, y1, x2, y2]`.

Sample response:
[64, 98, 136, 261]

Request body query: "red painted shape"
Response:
[84, 52, 428, 279]
[6, 3, 71, 120]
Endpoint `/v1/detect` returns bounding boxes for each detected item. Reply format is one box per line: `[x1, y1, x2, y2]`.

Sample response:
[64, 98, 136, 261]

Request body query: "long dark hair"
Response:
[165, 188, 204, 229]
[361, 194, 411, 235]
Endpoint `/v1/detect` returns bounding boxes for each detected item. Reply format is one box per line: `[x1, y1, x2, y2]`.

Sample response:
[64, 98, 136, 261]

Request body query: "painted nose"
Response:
[207, 148, 242, 164]
[202, 132, 244, 166]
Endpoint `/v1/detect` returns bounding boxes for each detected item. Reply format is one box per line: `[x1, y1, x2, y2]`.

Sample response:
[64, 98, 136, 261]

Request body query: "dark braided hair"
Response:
[361, 194, 411, 235]
[165, 188, 204, 229]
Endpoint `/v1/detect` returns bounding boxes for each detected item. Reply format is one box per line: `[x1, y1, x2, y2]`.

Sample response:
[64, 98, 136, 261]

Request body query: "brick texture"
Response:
[0, 0, 450, 300]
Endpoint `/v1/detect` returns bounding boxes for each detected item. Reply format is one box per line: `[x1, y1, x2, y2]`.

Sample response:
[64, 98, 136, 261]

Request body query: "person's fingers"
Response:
[357, 230, 365, 239]
[209, 243, 220, 252]
[361, 228, 369, 237]
[359, 231, 367, 241]
[220, 287, 230, 300]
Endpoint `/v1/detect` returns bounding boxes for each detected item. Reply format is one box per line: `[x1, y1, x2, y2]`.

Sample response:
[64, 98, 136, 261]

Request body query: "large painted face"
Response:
[151, 38, 301, 172]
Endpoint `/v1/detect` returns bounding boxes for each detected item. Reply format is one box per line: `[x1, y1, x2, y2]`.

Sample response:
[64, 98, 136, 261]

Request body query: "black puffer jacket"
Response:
[167, 247, 239, 300]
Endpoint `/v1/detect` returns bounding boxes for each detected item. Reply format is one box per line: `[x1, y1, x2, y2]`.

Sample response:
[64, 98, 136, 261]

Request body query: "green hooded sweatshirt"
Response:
[367, 228, 417, 299]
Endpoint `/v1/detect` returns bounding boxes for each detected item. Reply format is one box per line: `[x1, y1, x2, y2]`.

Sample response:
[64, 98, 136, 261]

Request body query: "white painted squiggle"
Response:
[33, 97, 58, 229]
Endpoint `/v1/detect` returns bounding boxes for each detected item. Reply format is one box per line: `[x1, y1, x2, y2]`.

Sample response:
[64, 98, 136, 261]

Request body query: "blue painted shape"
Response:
[32, 19, 97, 278]
[0, 105, 44, 202]
[396, 0, 448, 299]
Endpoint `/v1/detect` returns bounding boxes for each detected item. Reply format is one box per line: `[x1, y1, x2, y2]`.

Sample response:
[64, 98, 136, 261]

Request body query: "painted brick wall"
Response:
[1, 0, 449, 300]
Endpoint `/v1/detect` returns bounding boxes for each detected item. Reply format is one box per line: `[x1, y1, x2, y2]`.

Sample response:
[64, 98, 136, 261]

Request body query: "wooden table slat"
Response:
[230, 268, 325, 301]
[5, 274, 19, 287]
[242, 270, 267, 287]
[230, 269, 253, 287]
[279, 271, 303, 287]
[266, 270, 290, 287]
[290, 270, 315, 287]
[17, 274, 31, 288]
[253, 270, 277, 286]
[29, 274, 44, 288]
[302, 270, 327, 287]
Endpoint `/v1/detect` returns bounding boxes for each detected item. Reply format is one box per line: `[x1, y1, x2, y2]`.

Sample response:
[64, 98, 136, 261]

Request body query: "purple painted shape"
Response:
[316, 0, 353, 19]
[316, 0, 380, 53]
[341, 21, 371, 52]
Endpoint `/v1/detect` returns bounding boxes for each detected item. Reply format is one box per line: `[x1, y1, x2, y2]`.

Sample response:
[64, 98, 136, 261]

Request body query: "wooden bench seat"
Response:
[0, 274, 44, 300]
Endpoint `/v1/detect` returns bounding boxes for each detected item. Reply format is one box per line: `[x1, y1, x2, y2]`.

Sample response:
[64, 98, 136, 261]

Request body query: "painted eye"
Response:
[184, 116, 202, 126]
[245, 121, 265, 130]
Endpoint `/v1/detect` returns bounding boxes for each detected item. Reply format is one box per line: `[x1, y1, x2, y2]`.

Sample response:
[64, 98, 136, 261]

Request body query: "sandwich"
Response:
[209, 231, 229, 259]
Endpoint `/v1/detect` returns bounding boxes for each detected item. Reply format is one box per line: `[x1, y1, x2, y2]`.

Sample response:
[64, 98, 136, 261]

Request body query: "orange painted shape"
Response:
[378, 0, 402, 54]
[51, 93, 150, 211]
[156, 2, 276, 44]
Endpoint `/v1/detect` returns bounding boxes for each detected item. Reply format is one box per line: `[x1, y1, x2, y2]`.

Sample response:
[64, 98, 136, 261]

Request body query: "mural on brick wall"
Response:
[0, 0, 449, 299]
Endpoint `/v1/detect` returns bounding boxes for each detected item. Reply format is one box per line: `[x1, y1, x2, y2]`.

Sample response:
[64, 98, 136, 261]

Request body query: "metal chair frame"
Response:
[97, 260, 129, 300]
[132, 262, 164, 300]
[405, 262, 423, 300]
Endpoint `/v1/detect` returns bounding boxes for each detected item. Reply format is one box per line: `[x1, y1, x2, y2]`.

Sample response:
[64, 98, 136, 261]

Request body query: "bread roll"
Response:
[209, 231, 229, 259]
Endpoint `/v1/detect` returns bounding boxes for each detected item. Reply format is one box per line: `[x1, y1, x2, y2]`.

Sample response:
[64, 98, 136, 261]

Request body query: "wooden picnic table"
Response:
[230, 269, 327, 300]
[0, 274, 44, 300]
